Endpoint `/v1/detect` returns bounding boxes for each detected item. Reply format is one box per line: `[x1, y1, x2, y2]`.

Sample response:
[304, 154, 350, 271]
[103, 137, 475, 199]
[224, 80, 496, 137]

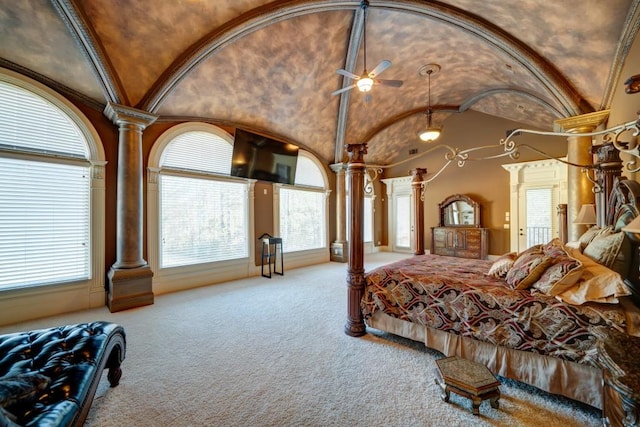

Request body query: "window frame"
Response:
[0, 68, 106, 324]
[147, 123, 256, 294]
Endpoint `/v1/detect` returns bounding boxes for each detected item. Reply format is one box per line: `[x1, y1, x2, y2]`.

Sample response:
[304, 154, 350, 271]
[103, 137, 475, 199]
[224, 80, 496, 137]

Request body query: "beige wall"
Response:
[379, 110, 568, 256]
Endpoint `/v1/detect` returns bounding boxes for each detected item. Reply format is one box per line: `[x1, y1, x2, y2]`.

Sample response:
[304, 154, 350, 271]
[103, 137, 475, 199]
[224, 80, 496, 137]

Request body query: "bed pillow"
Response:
[505, 252, 554, 290]
[557, 247, 631, 305]
[531, 250, 583, 296]
[577, 225, 601, 251]
[582, 226, 624, 268]
[487, 252, 517, 277]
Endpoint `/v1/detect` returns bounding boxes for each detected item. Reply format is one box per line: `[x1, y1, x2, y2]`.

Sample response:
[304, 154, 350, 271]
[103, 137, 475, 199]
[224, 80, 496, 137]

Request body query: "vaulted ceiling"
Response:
[1, 0, 638, 165]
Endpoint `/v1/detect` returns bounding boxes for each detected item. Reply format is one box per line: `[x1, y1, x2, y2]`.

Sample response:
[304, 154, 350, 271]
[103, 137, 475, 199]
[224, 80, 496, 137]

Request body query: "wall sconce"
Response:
[574, 203, 597, 225]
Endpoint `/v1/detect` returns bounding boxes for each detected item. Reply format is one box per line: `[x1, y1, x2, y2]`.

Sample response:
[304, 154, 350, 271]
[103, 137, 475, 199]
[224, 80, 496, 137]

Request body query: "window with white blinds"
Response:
[0, 80, 91, 290]
[159, 131, 248, 268]
[279, 187, 326, 252]
[278, 153, 327, 253]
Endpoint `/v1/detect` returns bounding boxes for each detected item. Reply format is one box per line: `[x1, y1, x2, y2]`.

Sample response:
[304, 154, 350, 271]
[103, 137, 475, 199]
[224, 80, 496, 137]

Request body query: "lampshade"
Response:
[419, 127, 442, 142]
[622, 215, 640, 233]
[574, 204, 597, 225]
[357, 77, 373, 92]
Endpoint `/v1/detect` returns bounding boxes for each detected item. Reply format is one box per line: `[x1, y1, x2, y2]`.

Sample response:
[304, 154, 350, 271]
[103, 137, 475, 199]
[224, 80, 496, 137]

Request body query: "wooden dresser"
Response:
[431, 226, 488, 260]
[596, 327, 640, 426]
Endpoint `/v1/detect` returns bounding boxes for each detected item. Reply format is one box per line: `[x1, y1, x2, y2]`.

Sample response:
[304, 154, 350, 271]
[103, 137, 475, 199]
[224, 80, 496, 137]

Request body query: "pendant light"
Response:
[418, 64, 442, 142]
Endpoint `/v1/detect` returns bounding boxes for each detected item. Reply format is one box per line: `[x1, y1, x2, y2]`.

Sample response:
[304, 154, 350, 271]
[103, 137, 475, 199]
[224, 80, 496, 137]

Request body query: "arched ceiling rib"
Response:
[142, 1, 586, 119]
[1, 0, 636, 166]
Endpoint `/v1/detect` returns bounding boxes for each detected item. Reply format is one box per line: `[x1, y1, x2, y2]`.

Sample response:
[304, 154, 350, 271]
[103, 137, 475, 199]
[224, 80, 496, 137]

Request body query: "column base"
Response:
[344, 320, 367, 337]
[330, 241, 349, 263]
[107, 265, 154, 312]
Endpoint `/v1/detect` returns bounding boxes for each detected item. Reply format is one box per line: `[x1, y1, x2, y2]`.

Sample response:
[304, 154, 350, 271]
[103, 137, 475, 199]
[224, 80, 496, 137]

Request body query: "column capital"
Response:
[411, 168, 427, 182]
[554, 110, 610, 133]
[329, 162, 347, 173]
[345, 143, 367, 164]
[104, 102, 158, 129]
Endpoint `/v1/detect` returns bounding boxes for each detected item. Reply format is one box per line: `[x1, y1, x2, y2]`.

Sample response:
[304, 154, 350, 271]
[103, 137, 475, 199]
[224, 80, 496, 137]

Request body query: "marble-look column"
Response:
[345, 143, 367, 337]
[411, 168, 427, 255]
[555, 110, 609, 241]
[104, 102, 158, 312]
[330, 163, 348, 262]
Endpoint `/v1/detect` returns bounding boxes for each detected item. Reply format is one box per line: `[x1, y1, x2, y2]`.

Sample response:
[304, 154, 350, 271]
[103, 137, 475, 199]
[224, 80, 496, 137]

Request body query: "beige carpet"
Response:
[1, 253, 601, 426]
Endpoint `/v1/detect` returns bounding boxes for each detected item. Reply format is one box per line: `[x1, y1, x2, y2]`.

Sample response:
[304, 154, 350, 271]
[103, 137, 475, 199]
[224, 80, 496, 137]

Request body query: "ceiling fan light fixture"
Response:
[357, 76, 374, 92]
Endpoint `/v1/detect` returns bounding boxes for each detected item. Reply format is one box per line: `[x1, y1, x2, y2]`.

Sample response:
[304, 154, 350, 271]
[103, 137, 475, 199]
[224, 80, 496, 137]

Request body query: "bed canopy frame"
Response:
[344, 110, 640, 337]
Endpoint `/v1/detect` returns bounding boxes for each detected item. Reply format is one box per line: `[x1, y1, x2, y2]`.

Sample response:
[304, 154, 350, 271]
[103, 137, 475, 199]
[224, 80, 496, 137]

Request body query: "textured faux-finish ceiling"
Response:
[0, 0, 638, 165]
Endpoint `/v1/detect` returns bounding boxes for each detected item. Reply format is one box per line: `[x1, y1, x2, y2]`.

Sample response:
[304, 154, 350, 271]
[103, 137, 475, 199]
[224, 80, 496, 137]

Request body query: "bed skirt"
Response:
[366, 311, 603, 409]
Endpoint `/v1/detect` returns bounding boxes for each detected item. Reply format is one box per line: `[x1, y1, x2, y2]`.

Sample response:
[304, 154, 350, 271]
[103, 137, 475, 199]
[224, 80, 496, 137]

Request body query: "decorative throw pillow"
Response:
[487, 252, 517, 277]
[0, 372, 50, 410]
[578, 225, 601, 251]
[531, 252, 583, 296]
[505, 253, 554, 290]
[513, 244, 543, 262]
[583, 227, 624, 269]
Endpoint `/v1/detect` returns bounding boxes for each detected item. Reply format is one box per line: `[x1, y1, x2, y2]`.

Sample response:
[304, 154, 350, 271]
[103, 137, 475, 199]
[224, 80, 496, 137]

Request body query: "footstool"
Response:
[434, 356, 501, 415]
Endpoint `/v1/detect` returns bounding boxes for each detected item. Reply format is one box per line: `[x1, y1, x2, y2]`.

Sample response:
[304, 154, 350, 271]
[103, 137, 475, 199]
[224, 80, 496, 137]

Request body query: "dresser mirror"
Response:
[438, 194, 481, 227]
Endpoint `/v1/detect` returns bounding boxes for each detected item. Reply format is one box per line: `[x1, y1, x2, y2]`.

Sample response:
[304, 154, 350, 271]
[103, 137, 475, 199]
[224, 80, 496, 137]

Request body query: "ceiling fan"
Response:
[331, 0, 403, 98]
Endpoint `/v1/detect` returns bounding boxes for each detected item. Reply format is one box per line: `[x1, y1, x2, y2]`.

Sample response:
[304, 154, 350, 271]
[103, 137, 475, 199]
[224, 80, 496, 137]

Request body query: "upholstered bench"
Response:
[0, 321, 126, 427]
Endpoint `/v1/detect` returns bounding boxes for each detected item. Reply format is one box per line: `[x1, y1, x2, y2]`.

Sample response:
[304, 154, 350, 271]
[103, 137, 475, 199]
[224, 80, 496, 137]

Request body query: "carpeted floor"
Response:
[0, 252, 602, 426]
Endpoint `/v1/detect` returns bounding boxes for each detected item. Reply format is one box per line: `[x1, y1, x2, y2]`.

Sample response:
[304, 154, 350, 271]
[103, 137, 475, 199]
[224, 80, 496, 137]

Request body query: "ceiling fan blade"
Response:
[331, 84, 356, 96]
[336, 68, 361, 80]
[375, 79, 403, 88]
[369, 60, 392, 78]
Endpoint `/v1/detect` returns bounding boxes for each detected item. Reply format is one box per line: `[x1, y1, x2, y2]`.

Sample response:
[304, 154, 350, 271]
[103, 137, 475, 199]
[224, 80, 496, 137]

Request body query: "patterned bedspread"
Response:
[362, 254, 628, 366]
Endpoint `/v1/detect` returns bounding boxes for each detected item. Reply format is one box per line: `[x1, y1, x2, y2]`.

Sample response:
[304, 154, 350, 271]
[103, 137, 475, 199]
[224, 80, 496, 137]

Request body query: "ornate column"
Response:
[104, 102, 158, 312]
[411, 168, 427, 255]
[345, 143, 367, 337]
[330, 163, 348, 262]
[555, 110, 609, 241]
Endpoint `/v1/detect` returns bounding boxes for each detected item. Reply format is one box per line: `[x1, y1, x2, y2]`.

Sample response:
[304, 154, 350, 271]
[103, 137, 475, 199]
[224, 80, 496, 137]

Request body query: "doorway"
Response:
[503, 159, 568, 253]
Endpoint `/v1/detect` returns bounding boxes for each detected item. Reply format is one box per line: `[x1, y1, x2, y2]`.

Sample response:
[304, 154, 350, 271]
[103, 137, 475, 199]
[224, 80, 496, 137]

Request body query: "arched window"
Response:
[276, 151, 330, 254]
[148, 123, 253, 293]
[0, 69, 105, 322]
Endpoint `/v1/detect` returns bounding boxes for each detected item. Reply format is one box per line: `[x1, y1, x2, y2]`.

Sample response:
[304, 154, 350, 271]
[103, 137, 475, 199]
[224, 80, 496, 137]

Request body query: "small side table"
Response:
[434, 356, 501, 415]
[261, 236, 283, 278]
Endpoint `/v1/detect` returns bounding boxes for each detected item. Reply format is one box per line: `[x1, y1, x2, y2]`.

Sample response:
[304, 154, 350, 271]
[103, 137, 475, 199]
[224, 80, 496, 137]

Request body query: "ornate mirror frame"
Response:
[438, 194, 481, 227]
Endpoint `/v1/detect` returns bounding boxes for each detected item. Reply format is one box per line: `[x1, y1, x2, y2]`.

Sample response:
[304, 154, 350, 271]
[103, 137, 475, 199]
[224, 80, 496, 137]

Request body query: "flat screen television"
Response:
[230, 129, 299, 185]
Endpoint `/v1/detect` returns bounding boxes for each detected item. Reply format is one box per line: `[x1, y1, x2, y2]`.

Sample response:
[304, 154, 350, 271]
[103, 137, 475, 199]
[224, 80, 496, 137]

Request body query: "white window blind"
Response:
[161, 131, 231, 174]
[159, 131, 248, 268]
[0, 81, 88, 158]
[293, 155, 324, 187]
[0, 158, 90, 288]
[279, 187, 326, 252]
[0, 80, 91, 290]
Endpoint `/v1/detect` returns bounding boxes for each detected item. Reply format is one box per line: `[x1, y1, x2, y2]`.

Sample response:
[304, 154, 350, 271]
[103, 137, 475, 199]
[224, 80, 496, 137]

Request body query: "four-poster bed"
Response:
[344, 139, 640, 409]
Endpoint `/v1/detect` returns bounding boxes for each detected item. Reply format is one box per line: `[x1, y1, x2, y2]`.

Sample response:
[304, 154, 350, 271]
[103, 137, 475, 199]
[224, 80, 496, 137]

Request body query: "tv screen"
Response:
[230, 129, 299, 185]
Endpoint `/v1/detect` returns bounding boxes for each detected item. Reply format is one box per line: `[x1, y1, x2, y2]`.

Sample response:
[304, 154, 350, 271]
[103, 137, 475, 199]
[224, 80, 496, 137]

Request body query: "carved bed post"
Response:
[345, 143, 367, 337]
[557, 204, 568, 243]
[411, 168, 427, 255]
[591, 143, 624, 227]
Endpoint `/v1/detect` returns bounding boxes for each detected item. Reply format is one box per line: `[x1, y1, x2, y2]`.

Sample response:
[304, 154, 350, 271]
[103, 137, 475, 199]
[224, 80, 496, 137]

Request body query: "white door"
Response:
[363, 195, 374, 253]
[517, 186, 556, 251]
[393, 193, 413, 252]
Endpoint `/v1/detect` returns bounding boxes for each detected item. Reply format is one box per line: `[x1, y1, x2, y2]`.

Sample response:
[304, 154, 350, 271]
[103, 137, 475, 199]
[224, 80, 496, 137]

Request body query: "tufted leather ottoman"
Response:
[0, 321, 126, 427]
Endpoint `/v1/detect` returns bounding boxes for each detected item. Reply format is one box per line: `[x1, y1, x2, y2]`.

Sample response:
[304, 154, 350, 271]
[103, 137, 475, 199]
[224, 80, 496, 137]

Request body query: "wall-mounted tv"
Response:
[230, 129, 299, 185]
